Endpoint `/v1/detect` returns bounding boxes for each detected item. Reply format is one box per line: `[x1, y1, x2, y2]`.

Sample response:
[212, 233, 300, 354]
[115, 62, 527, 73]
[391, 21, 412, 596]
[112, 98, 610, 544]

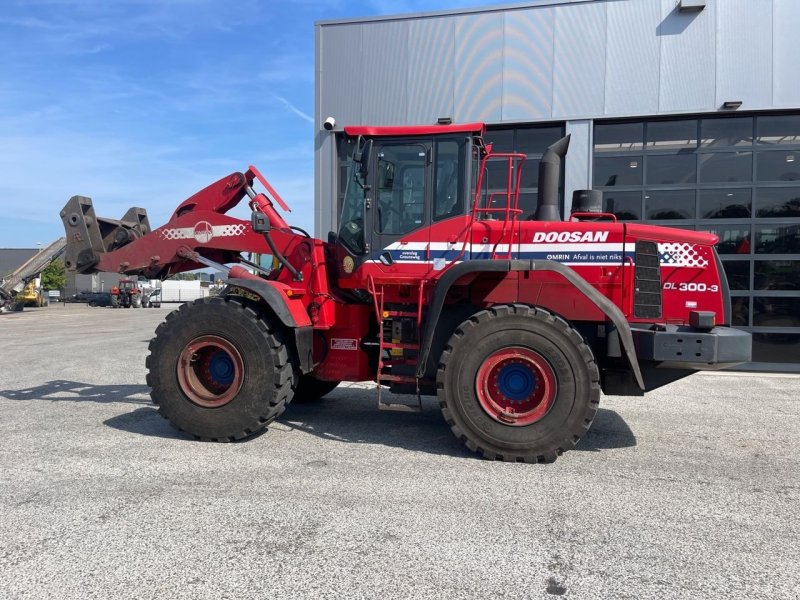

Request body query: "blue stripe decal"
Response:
[375, 249, 635, 263]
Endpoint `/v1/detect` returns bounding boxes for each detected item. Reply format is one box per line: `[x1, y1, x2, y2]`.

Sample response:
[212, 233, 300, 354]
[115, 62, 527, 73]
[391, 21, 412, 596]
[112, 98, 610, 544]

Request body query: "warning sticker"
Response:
[331, 338, 359, 351]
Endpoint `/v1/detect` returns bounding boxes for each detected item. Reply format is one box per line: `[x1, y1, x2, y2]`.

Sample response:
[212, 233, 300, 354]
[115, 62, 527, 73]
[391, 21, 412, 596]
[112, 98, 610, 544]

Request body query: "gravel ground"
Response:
[1, 304, 798, 600]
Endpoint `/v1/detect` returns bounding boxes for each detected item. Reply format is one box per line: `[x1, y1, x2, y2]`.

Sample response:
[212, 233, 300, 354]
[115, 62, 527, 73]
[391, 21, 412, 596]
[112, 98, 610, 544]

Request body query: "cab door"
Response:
[366, 141, 432, 272]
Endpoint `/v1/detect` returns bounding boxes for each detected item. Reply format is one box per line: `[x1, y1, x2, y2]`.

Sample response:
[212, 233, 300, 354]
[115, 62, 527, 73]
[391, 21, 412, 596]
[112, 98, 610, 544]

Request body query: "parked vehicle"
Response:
[75, 291, 114, 307]
[60, 123, 751, 462]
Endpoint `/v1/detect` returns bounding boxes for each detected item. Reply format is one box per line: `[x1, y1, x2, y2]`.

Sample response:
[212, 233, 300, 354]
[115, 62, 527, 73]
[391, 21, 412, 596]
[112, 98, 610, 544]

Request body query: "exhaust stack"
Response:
[534, 134, 571, 222]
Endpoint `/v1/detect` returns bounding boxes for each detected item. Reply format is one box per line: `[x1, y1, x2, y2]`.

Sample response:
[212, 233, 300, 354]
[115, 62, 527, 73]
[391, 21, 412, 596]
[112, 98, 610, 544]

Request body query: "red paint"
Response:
[475, 347, 557, 426]
[344, 122, 485, 137]
[176, 335, 244, 408]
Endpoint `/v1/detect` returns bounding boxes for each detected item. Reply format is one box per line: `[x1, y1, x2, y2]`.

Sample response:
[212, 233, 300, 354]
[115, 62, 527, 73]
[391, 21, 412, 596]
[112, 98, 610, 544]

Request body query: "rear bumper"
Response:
[631, 324, 752, 370]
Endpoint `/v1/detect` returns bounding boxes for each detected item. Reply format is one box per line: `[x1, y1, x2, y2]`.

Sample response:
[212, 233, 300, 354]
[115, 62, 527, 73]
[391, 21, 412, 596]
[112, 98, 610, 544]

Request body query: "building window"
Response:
[593, 113, 800, 369]
[484, 124, 566, 219]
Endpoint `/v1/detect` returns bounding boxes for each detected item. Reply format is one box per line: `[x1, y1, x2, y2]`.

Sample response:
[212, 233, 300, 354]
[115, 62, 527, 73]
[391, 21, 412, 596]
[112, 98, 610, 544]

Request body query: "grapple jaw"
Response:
[60, 196, 151, 273]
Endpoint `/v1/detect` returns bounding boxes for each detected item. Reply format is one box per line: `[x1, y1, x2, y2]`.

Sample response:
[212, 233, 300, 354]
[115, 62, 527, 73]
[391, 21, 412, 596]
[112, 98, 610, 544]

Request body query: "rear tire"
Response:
[437, 304, 600, 463]
[293, 374, 339, 402]
[146, 297, 294, 441]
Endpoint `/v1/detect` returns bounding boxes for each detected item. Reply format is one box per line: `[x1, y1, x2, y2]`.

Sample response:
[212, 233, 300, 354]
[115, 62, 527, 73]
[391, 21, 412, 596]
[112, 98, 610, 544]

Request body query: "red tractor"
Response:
[110, 278, 142, 308]
[60, 123, 750, 462]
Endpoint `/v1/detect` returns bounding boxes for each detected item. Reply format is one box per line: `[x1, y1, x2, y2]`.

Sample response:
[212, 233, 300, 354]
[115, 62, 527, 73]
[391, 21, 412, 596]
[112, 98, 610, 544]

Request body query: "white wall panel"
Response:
[553, 2, 607, 118]
[717, 0, 772, 109]
[774, 0, 800, 107]
[361, 21, 409, 125]
[658, 0, 716, 112]
[604, 0, 660, 115]
[454, 12, 504, 122]
[564, 120, 591, 211]
[319, 24, 363, 126]
[408, 17, 456, 123]
[501, 7, 555, 121]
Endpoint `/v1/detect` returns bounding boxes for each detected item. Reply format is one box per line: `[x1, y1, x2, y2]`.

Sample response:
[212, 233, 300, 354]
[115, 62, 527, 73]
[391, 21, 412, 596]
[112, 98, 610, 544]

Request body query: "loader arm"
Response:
[60, 167, 291, 279]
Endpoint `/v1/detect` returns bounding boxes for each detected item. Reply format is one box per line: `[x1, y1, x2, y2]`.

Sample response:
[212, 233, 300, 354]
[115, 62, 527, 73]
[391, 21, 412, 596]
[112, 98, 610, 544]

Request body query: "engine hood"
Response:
[624, 223, 719, 246]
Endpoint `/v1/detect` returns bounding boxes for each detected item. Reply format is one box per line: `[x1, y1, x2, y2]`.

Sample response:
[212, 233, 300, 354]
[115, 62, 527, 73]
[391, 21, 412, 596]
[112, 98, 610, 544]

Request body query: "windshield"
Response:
[337, 145, 367, 254]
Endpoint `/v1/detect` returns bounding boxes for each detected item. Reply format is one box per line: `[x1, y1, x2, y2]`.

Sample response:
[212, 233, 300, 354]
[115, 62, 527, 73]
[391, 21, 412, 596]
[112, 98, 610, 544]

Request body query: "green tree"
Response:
[40, 258, 66, 290]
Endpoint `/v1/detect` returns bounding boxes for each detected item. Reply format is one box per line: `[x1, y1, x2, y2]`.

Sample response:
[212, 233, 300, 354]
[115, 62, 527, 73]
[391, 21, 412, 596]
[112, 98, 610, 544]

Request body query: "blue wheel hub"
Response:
[496, 363, 536, 403]
[208, 350, 235, 385]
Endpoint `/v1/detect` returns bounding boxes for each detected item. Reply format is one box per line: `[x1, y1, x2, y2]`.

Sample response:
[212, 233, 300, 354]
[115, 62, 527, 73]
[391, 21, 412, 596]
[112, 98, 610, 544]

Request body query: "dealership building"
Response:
[314, 0, 800, 371]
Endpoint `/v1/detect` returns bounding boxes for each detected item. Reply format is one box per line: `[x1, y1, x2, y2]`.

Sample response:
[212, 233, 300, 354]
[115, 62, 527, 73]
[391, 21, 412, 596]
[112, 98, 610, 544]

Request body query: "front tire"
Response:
[146, 297, 294, 441]
[437, 304, 600, 463]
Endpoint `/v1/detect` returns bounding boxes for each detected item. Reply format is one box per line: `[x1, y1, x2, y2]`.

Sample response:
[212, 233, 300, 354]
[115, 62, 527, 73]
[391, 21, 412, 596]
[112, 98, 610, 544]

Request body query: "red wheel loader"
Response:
[60, 123, 751, 462]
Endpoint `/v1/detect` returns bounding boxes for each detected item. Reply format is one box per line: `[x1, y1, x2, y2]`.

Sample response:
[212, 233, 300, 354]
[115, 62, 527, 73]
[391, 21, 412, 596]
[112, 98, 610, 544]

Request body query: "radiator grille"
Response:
[634, 240, 662, 319]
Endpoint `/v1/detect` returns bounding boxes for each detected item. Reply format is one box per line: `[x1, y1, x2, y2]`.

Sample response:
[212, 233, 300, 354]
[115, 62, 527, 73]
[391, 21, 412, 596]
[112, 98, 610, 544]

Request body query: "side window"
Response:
[376, 144, 427, 234]
[434, 139, 464, 220]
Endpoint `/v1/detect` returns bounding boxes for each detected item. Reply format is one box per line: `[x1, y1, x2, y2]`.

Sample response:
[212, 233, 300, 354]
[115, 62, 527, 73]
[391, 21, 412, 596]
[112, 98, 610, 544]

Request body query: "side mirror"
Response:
[355, 139, 373, 178]
[251, 211, 270, 233]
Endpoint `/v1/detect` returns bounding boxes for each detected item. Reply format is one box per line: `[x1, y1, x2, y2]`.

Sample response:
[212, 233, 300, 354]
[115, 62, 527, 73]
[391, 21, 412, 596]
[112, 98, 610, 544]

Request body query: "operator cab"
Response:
[335, 123, 485, 267]
[333, 122, 571, 279]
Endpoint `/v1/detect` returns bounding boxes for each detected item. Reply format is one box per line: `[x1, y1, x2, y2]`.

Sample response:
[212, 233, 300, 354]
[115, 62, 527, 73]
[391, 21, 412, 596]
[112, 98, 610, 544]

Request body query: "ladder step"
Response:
[377, 374, 417, 383]
[383, 310, 417, 318]
[383, 342, 420, 350]
[382, 358, 418, 366]
[378, 401, 422, 413]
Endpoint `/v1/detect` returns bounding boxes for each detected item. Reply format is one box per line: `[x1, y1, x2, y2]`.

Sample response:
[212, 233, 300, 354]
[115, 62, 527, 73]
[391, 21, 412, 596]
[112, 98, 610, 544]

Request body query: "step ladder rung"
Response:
[383, 310, 417, 318]
[378, 401, 422, 413]
[382, 342, 420, 351]
[377, 374, 418, 383]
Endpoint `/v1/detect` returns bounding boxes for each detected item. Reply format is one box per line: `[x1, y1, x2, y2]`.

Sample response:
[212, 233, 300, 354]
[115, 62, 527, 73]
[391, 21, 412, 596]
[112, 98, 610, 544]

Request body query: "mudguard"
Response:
[417, 259, 645, 390]
[223, 278, 314, 374]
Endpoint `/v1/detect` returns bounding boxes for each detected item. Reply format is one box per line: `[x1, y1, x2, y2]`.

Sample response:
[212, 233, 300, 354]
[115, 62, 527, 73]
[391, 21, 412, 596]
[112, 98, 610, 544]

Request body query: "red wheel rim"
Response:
[475, 347, 557, 426]
[177, 335, 244, 408]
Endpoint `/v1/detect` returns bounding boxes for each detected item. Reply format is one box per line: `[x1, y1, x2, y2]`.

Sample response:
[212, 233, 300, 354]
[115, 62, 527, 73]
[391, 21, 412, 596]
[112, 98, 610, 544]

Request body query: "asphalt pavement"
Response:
[1, 304, 798, 599]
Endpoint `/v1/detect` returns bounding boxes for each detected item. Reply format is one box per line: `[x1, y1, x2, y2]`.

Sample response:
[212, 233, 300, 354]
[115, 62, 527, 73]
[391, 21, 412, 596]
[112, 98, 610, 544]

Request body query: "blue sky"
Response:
[0, 0, 497, 248]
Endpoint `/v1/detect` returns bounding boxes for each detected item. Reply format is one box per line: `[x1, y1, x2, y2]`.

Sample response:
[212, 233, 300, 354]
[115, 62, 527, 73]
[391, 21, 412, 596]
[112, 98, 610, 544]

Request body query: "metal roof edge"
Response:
[315, 0, 603, 27]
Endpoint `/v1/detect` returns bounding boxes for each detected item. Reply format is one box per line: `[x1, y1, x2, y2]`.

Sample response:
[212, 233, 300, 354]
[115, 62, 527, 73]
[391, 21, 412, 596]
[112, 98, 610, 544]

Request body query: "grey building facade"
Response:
[315, 0, 800, 370]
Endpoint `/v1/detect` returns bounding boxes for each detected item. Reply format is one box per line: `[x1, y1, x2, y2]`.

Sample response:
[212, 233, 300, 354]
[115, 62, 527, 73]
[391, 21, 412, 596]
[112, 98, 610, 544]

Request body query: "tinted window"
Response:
[517, 192, 537, 219]
[434, 139, 464, 221]
[756, 151, 800, 182]
[721, 260, 750, 290]
[756, 187, 800, 218]
[595, 122, 644, 152]
[645, 189, 695, 220]
[375, 144, 427, 235]
[594, 156, 643, 187]
[754, 260, 800, 290]
[707, 225, 751, 255]
[646, 154, 696, 185]
[484, 129, 513, 152]
[752, 297, 800, 327]
[731, 296, 749, 326]
[602, 190, 641, 220]
[516, 127, 564, 155]
[647, 119, 697, 150]
[519, 158, 540, 189]
[755, 224, 800, 254]
[757, 114, 800, 145]
[699, 152, 753, 183]
[700, 117, 753, 147]
[699, 188, 752, 219]
[752, 333, 800, 362]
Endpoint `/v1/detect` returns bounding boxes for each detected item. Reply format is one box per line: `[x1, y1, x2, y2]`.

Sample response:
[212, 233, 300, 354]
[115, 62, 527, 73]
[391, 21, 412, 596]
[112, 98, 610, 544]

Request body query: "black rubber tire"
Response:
[146, 297, 294, 441]
[436, 304, 600, 463]
[293, 374, 340, 402]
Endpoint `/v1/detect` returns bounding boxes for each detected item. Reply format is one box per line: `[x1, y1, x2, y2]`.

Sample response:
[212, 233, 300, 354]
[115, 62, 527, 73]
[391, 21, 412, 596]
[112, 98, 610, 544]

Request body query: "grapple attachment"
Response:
[60, 196, 151, 273]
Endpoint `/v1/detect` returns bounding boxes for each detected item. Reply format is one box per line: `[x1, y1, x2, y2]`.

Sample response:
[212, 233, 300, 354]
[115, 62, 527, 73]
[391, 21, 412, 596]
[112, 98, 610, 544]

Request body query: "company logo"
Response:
[193, 221, 214, 243]
[532, 231, 609, 243]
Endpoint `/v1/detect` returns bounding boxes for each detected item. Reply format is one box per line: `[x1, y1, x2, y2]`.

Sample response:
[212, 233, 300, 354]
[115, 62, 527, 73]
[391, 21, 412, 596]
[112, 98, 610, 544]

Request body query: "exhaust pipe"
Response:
[534, 134, 571, 222]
